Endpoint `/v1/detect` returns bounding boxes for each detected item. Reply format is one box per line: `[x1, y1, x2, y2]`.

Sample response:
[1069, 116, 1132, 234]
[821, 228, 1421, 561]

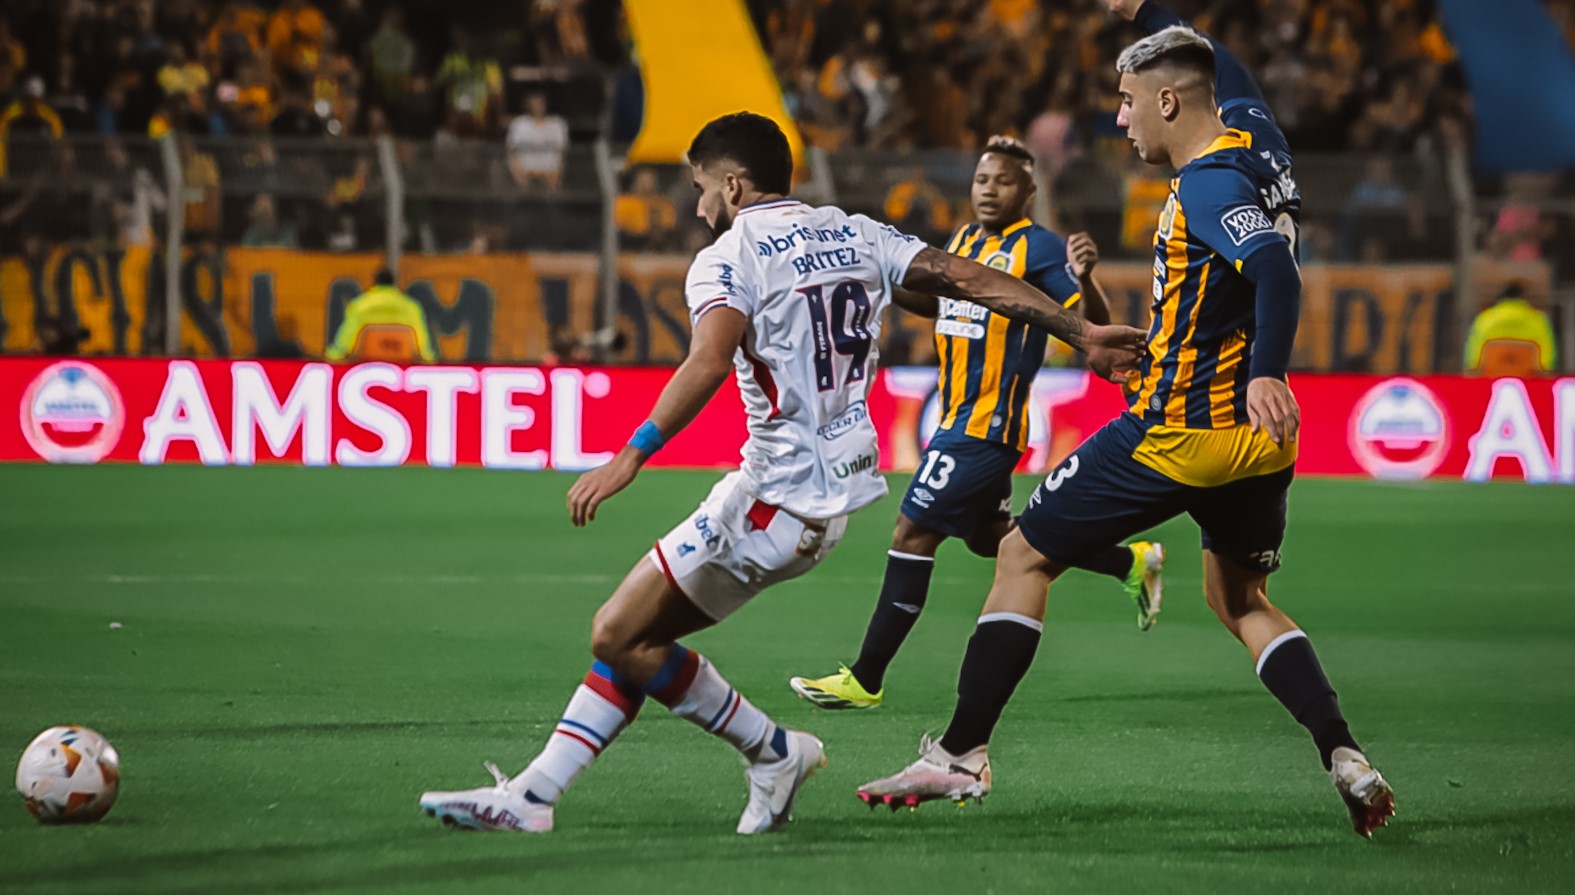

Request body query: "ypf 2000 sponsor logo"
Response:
[20, 361, 125, 464]
[1348, 378, 1448, 480]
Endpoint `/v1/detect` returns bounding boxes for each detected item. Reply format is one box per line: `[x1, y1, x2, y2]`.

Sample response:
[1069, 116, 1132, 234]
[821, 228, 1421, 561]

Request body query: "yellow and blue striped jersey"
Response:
[935, 219, 1083, 450]
[1130, 127, 1300, 430]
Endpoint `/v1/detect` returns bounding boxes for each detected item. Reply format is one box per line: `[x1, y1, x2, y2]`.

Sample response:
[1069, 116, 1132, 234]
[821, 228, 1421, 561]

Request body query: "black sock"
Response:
[848, 551, 935, 693]
[1256, 631, 1361, 769]
[939, 614, 1042, 755]
[1079, 544, 1133, 581]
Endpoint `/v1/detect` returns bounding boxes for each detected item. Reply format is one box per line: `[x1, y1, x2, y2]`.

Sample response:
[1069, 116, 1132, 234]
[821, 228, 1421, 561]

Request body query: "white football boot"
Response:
[1329, 746, 1396, 838]
[419, 762, 553, 833]
[736, 730, 826, 835]
[856, 733, 990, 811]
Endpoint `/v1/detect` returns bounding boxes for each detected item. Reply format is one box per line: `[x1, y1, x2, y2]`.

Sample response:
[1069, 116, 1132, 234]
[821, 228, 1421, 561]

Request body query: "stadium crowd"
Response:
[6, 2, 1574, 156]
[0, 2, 1571, 268]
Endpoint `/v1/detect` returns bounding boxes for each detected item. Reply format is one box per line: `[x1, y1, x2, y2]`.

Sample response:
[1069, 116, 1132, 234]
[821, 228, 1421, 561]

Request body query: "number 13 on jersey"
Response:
[799, 280, 873, 392]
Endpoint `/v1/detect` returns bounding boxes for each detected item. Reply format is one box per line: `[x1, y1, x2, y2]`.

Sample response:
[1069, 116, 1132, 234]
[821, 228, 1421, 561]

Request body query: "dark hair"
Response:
[374, 267, 396, 286]
[686, 112, 792, 195]
[982, 136, 1034, 166]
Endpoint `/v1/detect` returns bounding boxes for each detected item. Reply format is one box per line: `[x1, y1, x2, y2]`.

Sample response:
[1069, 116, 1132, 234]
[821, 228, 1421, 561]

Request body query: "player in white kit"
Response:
[418, 113, 1146, 835]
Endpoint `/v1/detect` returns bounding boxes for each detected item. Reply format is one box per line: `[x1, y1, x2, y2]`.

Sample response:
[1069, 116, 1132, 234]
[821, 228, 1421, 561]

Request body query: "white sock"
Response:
[509, 670, 641, 805]
[658, 651, 786, 763]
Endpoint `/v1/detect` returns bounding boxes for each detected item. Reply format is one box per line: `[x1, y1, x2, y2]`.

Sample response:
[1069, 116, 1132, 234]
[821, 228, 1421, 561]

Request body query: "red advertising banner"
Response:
[2, 357, 1571, 482]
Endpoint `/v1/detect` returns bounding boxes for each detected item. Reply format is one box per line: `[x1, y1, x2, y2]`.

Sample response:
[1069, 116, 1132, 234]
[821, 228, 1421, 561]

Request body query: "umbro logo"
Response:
[892, 603, 921, 614]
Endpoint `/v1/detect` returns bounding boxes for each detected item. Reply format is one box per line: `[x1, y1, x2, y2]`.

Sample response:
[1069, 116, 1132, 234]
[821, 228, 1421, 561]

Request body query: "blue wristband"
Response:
[628, 420, 666, 456]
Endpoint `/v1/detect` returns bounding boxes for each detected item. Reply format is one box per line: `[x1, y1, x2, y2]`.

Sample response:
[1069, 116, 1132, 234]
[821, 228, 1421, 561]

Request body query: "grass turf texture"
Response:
[1, 465, 1572, 894]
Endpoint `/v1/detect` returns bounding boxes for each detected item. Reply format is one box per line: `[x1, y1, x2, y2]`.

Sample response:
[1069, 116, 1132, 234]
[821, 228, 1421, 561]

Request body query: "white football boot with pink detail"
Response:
[856, 734, 990, 811]
[419, 762, 553, 833]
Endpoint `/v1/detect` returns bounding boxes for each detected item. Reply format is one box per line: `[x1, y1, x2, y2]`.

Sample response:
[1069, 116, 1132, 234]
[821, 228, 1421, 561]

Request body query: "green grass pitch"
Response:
[1, 465, 1572, 894]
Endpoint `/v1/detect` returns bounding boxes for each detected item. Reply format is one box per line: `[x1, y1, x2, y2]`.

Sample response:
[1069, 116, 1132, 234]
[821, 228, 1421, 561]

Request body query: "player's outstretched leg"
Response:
[857, 530, 1060, 810]
[791, 516, 944, 709]
[1203, 551, 1395, 837]
[421, 557, 823, 834]
[1078, 541, 1167, 630]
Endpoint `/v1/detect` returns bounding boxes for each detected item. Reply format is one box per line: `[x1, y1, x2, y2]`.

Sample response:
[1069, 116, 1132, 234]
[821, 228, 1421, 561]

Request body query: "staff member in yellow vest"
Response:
[325, 268, 437, 363]
[1464, 281, 1558, 376]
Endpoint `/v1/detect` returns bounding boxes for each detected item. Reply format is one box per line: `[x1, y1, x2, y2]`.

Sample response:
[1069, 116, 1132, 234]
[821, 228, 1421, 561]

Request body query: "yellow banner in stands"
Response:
[624, 0, 804, 168]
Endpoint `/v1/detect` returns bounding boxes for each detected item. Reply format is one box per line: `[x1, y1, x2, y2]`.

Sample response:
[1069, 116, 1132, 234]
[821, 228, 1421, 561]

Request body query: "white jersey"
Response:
[684, 199, 926, 520]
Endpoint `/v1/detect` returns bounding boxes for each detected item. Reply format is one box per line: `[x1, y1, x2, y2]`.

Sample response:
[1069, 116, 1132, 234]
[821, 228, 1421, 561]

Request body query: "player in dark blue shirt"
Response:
[856, 4, 1396, 839]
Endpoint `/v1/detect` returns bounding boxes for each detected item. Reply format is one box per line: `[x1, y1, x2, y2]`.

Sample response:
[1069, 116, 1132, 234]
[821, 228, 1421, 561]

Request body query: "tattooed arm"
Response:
[901, 246, 1092, 349]
[900, 246, 1148, 381]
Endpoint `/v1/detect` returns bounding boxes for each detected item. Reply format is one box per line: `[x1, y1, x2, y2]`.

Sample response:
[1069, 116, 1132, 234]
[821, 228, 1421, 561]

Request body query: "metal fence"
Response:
[1, 132, 1571, 371]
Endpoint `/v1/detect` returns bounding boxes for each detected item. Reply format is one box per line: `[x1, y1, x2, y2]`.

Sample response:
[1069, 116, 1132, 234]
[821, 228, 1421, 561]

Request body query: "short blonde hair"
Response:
[1116, 25, 1215, 77]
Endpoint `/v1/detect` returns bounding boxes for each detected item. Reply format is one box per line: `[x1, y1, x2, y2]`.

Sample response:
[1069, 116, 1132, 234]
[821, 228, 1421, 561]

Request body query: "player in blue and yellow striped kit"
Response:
[790, 137, 1165, 712]
[858, 3, 1395, 838]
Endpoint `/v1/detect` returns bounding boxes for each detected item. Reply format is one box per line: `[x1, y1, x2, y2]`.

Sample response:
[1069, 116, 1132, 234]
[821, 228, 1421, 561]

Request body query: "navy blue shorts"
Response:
[898, 429, 1021, 539]
[1017, 413, 1293, 574]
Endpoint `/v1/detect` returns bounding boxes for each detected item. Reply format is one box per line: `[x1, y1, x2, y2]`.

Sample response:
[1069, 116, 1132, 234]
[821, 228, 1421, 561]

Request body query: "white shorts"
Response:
[649, 472, 848, 621]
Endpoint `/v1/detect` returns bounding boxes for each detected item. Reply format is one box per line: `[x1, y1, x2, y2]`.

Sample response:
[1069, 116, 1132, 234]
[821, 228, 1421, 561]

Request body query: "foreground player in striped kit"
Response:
[417, 112, 1147, 835]
[856, 9, 1395, 839]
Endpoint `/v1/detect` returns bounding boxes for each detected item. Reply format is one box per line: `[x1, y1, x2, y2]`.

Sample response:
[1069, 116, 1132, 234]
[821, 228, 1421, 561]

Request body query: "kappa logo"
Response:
[1219, 205, 1275, 246]
[677, 542, 697, 557]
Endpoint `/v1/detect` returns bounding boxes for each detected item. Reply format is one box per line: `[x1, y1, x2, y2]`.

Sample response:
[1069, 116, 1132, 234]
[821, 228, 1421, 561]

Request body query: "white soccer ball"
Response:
[15, 726, 121, 824]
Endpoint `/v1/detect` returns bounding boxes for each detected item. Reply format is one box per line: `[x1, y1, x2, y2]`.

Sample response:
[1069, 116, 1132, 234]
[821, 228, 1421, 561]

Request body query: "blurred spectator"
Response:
[392, 74, 440, 139]
[1464, 281, 1558, 376]
[506, 92, 568, 190]
[327, 211, 358, 251]
[158, 42, 209, 104]
[179, 137, 222, 242]
[1024, 73, 1081, 176]
[436, 29, 502, 135]
[241, 193, 300, 248]
[267, 0, 327, 89]
[94, 83, 127, 136]
[324, 155, 371, 247]
[271, 86, 325, 138]
[207, 3, 266, 81]
[49, 55, 92, 133]
[1491, 173, 1556, 263]
[1339, 156, 1413, 262]
[369, 7, 417, 105]
[615, 167, 678, 251]
[234, 58, 276, 133]
[0, 77, 64, 180]
[333, 0, 374, 62]
[0, 21, 26, 95]
[326, 267, 436, 363]
[883, 167, 952, 245]
[312, 44, 361, 136]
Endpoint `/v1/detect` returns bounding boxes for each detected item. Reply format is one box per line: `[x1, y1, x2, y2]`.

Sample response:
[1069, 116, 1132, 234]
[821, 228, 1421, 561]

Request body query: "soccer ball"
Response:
[15, 726, 121, 824]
